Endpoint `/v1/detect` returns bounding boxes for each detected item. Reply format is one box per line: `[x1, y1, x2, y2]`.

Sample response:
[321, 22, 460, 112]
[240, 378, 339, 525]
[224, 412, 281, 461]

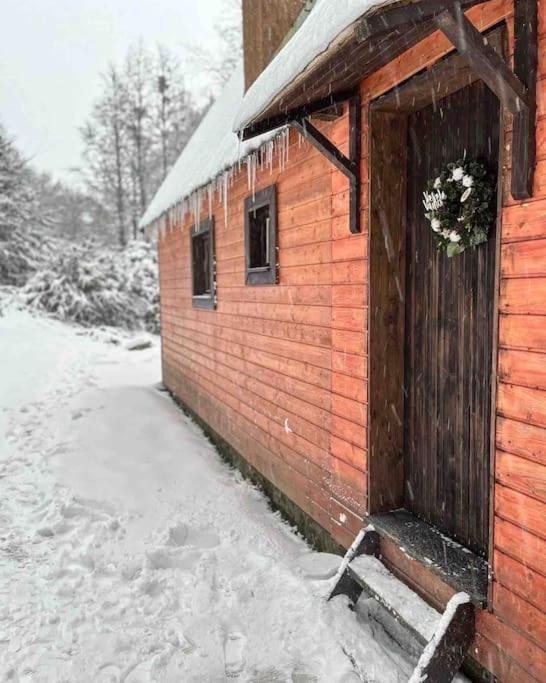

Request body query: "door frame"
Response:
[366, 25, 505, 582]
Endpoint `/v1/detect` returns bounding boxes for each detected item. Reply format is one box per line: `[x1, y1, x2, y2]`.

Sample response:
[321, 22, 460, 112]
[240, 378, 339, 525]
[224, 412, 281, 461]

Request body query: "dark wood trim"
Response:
[433, 4, 528, 115]
[414, 600, 475, 683]
[190, 217, 216, 310]
[244, 184, 277, 286]
[349, 93, 362, 235]
[367, 108, 407, 513]
[240, 89, 354, 141]
[511, 0, 538, 199]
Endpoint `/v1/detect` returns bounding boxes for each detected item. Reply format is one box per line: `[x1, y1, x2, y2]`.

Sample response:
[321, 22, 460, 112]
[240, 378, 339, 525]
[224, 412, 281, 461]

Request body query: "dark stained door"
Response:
[404, 81, 499, 557]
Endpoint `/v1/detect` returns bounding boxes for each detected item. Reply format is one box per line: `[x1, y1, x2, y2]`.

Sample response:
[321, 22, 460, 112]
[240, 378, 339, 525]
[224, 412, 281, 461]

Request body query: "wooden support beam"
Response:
[292, 118, 356, 178]
[433, 3, 529, 115]
[511, 0, 538, 200]
[292, 93, 361, 234]
[411, 598, 475, 683]
[349, 93, 362, 235]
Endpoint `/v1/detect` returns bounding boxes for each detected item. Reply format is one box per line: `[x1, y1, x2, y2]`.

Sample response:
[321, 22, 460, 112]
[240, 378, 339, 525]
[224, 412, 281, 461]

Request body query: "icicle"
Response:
[252, 153, 257, 198]
[237, 130, 242, 163]
[223, 172, 229, 229]
[207, 183, 213, 218]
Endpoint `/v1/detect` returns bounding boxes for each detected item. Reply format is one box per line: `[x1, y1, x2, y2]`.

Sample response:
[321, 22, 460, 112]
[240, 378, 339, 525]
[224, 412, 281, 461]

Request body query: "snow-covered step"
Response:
[329, 527, 475, 683]
[349, 554, 441, 645]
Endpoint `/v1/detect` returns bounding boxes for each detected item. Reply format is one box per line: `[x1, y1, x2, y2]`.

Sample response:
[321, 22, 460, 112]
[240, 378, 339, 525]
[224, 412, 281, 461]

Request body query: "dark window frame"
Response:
[244, 184, 277, 286]
[190, 217, 216, 309]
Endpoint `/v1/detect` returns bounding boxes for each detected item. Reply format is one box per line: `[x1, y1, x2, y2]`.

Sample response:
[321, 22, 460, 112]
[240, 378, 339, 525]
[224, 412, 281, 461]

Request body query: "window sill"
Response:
[192, 295, 215, 310]
[245, 268, 276, 286]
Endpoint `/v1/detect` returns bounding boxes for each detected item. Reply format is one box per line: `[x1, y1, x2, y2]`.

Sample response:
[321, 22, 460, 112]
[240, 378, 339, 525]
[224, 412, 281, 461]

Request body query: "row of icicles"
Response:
[156, 127, 305, 240]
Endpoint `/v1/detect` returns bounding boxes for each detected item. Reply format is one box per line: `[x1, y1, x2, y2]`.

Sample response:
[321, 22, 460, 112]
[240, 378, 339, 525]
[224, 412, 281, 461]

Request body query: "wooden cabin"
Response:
[141, 1, 546, 680]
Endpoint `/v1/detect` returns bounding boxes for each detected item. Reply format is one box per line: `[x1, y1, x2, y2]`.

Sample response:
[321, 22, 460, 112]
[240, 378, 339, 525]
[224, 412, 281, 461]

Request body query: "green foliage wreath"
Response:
[423, 160, 496, 257]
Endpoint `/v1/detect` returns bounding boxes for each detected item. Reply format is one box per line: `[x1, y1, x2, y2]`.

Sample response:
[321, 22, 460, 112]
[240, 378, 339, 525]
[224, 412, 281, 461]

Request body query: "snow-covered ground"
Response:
[0, 305, 419, 682]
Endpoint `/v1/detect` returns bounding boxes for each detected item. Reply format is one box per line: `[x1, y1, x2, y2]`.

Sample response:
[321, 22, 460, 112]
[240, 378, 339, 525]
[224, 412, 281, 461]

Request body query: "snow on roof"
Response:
[140, 63, 278, 228]
[233, 0, 399, 133]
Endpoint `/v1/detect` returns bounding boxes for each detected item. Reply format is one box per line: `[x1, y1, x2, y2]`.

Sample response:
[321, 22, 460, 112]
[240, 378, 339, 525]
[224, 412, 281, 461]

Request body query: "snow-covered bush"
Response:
[22, 240, 159, 333]
[0, 124, 52, 286]
[0, 228, 59, 287]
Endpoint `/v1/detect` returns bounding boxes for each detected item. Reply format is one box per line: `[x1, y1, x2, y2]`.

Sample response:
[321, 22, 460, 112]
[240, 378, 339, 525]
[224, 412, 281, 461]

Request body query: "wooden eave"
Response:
[239, 0, 484, 140]
[240, 0, 537, 201]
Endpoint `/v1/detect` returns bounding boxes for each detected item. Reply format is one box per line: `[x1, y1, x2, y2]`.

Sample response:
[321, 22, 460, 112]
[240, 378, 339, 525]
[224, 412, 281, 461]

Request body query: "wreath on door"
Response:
[422, 160, 496, 257]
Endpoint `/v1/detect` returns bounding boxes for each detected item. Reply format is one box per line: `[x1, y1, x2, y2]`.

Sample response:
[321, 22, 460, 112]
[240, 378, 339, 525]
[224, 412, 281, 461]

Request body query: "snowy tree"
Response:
[187, 0, 243, 94]
[81, 65, 130, 247]
[151, 46, 202, 179]
[0, 124, 37, 239]
[213, 0, 243, 87]
[81, 42, 202, 246]
[32, 170, 109, 243]
[124, 41, 152, 228]
[0, 125, 62, 286]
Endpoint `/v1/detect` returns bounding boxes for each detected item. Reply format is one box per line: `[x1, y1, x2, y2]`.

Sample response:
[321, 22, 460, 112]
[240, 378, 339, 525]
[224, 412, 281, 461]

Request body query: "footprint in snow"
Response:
[165, 521, 188, 547]
[162, 521, 219, 550]
[223, 631, 247, 679]
[186, 527, 220, 550]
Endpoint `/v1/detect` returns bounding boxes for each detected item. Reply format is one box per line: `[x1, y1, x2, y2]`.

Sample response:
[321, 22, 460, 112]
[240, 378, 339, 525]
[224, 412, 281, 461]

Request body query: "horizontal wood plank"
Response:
[496, 450, 546, 502]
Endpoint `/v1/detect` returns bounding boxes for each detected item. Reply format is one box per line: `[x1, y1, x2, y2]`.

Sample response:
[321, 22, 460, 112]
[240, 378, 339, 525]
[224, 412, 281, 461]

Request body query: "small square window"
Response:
[244, 185, 277, 285]
[190, 218, 215, 309]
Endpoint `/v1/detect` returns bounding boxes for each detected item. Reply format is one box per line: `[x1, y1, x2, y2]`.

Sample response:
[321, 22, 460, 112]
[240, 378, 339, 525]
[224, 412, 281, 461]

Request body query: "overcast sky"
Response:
[1, 0, 226, 183]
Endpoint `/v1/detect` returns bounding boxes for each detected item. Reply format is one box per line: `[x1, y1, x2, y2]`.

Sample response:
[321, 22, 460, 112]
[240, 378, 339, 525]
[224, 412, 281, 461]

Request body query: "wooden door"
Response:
[404, 81, 499, 556]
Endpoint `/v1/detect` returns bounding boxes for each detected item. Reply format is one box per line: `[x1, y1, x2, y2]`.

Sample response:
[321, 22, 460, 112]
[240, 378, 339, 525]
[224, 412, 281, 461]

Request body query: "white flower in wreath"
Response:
[433, 177, 442, 189]
[441, 229, 451, 238]
[449, 231, 462, 243]
[462, 174, 474, 187]
[451, 167, 465, 181]
[460, 187, 473, 202]
[431, 218, 441, 232]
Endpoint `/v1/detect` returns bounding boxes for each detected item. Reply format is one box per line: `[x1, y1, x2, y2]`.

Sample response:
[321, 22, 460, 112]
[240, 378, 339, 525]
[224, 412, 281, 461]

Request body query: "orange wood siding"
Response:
[159, 117, 368, 550]
[157, 1, 546, 680]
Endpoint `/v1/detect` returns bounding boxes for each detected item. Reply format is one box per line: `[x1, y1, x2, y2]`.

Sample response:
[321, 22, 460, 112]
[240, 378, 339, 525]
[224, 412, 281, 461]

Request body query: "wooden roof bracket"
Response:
[433, 0, 537, 199]
[292, 92, 361, 234]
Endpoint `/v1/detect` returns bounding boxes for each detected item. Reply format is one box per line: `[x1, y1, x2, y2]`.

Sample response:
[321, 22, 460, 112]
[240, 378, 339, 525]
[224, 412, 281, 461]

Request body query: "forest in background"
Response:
[0, 0, 241, 332]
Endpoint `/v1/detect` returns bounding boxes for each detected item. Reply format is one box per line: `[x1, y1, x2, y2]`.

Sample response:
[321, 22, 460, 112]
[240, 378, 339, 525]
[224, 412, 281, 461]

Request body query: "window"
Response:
[190, 218, 215, 309]
[244, 185, 277, 285]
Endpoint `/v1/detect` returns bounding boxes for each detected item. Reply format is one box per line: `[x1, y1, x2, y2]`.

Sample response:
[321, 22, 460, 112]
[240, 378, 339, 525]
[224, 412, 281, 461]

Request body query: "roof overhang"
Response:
[237, 0, 537, 201]
[237, 0, 484, 141]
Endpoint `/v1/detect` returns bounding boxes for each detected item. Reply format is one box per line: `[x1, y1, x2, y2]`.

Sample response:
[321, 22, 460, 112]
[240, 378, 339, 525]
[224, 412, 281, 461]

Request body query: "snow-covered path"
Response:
[0, 307, 414, 682]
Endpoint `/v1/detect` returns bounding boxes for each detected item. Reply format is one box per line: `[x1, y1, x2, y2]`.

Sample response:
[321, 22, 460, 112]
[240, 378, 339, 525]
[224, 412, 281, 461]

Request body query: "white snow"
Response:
[0, 303, 441, 681]
[349, 555, 442, 643]
[233, 0, 400, 132]
[296, 552, 342, 580]
[140, 63, 280, 230]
